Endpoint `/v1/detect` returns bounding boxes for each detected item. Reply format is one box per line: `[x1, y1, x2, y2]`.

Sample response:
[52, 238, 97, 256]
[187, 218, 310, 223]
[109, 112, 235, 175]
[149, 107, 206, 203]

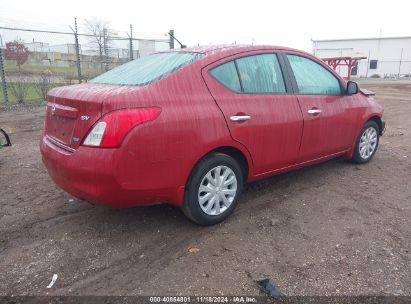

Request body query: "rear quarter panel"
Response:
[105, 62, 251, 205]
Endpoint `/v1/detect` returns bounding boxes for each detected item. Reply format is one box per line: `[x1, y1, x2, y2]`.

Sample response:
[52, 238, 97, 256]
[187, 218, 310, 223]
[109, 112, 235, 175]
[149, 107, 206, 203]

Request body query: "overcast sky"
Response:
[1, 0, 411, 52]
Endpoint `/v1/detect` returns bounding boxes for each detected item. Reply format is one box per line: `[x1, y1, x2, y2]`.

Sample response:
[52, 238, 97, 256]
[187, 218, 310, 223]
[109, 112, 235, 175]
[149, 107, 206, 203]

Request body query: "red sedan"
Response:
[40, 45, 385, 225]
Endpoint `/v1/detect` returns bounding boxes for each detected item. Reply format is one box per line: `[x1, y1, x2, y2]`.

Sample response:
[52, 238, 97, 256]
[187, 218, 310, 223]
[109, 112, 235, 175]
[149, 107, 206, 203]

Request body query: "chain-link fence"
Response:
[0, 20, 173, 104]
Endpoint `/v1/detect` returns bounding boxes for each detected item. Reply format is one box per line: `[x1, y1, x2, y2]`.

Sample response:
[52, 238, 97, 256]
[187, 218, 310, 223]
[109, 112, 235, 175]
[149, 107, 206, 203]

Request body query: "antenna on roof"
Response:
[166, 30, 186, 49]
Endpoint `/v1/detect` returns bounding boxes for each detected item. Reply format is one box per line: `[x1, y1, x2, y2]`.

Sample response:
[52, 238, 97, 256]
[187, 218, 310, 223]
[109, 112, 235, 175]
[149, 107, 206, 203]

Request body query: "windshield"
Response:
[90, 52, 203, 86]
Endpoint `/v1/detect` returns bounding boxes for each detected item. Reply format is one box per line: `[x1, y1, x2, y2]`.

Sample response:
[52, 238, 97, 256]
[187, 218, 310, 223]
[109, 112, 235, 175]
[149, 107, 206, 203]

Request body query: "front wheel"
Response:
[182, 153, 243, 226]
[351, 121, 380, 164]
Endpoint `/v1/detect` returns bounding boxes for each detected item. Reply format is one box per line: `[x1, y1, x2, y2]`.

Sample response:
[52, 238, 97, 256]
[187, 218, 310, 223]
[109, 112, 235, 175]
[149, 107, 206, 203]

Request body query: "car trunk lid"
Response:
[45, 83, 121, 150]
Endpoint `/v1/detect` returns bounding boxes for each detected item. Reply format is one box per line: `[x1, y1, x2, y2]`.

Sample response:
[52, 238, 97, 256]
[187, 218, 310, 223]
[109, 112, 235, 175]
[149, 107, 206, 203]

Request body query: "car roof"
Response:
[181, 44, 299, 54]
[160, 45, 346, 83]
[169, 44, 307, 66]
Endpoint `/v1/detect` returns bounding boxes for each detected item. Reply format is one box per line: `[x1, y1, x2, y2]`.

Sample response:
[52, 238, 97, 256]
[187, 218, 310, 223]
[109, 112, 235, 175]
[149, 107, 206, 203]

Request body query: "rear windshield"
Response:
[90, 52, 203, 86]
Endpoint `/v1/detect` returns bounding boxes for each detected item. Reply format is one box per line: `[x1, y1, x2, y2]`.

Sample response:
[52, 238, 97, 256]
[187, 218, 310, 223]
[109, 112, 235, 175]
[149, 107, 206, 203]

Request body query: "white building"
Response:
[312, 36, 411, 78]
[24, 41, 50, 52]
[48, 44, 77, 54]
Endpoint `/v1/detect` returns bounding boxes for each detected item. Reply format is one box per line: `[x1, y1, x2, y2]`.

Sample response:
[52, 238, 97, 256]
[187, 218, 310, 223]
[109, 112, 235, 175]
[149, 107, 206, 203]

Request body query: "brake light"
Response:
[83, 108, 161, 148]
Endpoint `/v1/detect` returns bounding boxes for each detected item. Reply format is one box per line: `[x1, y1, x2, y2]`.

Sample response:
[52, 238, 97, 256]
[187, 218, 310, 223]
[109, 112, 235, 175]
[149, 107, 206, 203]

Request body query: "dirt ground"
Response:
[0, 79, 410, 297]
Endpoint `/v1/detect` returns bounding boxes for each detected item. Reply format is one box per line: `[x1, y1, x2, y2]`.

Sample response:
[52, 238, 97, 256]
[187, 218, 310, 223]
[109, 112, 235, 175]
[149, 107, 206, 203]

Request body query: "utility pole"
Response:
[129, 24, 133, 61]
[73, 18, 82, 83]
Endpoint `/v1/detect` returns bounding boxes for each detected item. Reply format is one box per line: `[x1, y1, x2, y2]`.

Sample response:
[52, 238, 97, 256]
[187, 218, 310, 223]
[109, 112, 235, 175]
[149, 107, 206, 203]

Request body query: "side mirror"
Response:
[346, 81, 359, 95]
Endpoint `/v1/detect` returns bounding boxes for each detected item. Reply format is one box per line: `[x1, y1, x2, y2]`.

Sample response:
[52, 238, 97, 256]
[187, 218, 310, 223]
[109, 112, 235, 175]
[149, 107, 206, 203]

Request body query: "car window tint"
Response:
[235, 54, 286, 93]
[209, 61, 241, 92]
[90, 52, 202, 86]
[287, 55, 341, 95]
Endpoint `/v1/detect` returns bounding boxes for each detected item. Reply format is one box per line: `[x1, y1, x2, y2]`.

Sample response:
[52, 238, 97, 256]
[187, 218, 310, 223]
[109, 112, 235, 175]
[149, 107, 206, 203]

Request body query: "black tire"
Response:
[182, 153, 243, 226]
[351, 121, 380, 164]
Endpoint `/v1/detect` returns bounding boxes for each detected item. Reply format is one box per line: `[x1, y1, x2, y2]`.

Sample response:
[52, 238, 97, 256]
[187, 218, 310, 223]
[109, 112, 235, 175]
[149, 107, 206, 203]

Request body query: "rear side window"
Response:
[236, 54, 286, 93]
[287, 54, 341, 95]
[91, 52, 202, 86]
[209, 61, 241, 92]
[209, 54, 286, 94]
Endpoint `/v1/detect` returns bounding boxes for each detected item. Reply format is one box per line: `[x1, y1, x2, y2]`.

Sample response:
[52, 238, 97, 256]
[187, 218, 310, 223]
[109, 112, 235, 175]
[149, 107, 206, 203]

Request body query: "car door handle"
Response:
[230, 115, 251, 121]
[307, 109, 322, 115]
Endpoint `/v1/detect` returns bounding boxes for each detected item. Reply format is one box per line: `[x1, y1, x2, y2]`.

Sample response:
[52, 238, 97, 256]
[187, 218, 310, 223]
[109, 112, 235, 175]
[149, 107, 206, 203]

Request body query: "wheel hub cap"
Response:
[198, 165, 238, 216]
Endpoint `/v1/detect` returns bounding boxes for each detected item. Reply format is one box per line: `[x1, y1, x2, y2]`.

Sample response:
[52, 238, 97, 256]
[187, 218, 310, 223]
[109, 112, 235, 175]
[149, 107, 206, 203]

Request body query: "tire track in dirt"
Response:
[51, 228, 203, 295]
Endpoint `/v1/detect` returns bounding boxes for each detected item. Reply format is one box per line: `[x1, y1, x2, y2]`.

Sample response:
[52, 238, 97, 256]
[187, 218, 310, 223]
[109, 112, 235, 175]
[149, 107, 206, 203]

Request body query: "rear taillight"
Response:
[83, 108, 161, 148]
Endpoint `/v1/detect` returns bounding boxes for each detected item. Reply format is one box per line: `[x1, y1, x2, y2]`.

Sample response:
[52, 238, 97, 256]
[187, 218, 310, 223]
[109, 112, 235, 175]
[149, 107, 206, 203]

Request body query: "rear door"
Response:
[202, 52, 303, 175]
[284, 53, 358, 162]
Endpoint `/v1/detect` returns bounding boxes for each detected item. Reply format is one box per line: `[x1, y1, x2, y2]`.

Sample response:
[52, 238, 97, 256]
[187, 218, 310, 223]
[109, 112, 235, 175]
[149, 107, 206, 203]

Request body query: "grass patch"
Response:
[4, 64, 102, 79]
[0, 82, 65, 104]
[1, 63, 102, 104]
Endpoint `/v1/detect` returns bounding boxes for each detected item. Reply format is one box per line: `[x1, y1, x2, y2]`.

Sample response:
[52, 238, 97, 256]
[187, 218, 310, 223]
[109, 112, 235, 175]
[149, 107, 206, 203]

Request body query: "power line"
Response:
[0, 26, 168, 43]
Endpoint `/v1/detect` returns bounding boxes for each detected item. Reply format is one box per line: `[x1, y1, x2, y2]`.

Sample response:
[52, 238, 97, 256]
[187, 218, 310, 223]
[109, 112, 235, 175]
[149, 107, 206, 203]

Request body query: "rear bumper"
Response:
[40, 136, 182, 208]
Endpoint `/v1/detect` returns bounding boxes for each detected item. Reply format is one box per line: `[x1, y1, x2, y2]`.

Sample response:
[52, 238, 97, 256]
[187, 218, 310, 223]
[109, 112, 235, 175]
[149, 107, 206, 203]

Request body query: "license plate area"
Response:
[46, 102, 79, 146]
[48, 115, 76, 145]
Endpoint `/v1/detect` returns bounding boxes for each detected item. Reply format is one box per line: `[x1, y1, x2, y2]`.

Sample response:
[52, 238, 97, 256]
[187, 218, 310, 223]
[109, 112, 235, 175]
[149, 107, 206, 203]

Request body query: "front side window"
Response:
[91, 52, 202, 86]
[287, 54, 341, 95]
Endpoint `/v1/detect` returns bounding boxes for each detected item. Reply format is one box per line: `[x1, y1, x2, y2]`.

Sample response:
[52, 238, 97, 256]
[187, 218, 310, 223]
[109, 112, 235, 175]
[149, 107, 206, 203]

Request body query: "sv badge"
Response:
[80, 115, 90, 121]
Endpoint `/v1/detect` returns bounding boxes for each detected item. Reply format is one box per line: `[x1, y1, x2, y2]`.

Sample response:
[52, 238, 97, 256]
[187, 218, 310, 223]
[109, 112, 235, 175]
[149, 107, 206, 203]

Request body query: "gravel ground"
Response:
[0, 79, 410, 297]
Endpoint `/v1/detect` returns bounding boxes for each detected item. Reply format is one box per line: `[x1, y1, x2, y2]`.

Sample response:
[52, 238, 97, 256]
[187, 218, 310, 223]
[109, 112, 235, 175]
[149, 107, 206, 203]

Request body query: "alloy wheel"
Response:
[359, 126, 378, 159]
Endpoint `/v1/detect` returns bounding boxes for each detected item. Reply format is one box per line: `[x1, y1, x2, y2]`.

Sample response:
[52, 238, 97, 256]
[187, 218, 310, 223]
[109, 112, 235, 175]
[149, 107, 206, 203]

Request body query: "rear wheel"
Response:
[182, 153, 243, 225]
[351, 121, 380, 163]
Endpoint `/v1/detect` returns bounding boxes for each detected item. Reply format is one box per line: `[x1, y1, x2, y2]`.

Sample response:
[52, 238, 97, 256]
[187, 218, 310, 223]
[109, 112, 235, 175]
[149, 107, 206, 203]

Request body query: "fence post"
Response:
[129, 24, 133, 61]
[365, 49, 370, 78]
[397, 48, 403, 79]
[73, 18, 82, 83]
[169, 30, 174, 49]
[0, 48, 8, 103]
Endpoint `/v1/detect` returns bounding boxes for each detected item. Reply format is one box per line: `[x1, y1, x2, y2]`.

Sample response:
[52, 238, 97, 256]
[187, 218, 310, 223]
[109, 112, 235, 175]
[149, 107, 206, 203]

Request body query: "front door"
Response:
[202, 52, 303, 175]
[285, 53, 358, 163]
